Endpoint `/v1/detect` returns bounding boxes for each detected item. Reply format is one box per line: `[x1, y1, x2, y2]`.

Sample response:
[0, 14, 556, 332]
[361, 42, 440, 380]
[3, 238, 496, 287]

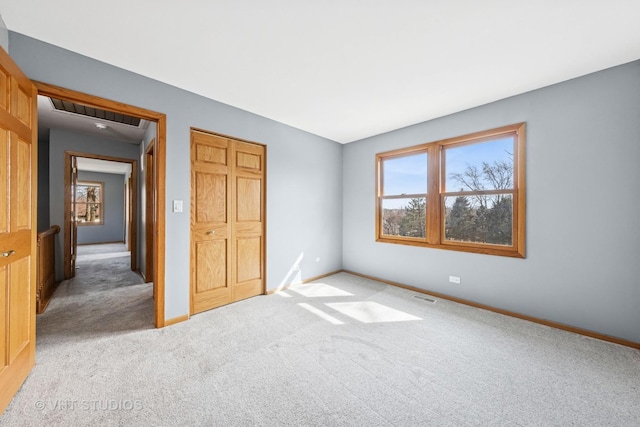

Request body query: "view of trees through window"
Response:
[376, 123, 525, 257]
[75, 182, 103, 224]
[382, 197, 426, 237]
[443, 137, 514, 245]
[380, 151, 427, 238]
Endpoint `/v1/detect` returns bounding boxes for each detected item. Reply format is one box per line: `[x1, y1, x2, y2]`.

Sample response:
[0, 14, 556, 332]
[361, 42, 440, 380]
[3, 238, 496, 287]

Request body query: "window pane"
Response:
[382, 152, 427, 195]
[76, 201, 87, 221]
[76, 186, 86, 202]
[445, 137, 514, 192]
[75, 183, 103, 224]
[76, 203, 101, 223]
[381, 197, 426, 238]
[87, 203, 101, 223]
[444, 194, 512, 245]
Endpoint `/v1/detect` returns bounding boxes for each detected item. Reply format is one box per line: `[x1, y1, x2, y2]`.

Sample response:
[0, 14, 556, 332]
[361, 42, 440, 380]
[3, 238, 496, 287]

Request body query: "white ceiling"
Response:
[3, 1, 640, 143]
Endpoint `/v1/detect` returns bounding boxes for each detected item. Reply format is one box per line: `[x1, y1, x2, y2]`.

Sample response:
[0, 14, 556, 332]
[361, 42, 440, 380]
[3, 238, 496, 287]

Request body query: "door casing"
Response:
[35, 81, 168, 328]
[145, 139, 155, 286]
[68, 155, 78, 277]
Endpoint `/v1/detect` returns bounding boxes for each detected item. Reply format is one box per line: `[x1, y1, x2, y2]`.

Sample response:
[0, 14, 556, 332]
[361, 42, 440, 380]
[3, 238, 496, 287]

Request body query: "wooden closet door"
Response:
[190, 130, 265, 314]
[190, 131, 232, 314]
[232, 141, 265, 302]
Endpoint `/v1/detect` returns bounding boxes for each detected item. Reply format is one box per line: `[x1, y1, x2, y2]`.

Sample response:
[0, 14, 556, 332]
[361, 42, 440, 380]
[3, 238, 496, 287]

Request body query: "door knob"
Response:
[1, 249, 16, 257]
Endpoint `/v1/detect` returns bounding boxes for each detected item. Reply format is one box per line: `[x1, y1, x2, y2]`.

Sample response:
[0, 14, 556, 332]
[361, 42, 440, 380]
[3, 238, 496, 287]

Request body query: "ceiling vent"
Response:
[50, 97, 142, 127]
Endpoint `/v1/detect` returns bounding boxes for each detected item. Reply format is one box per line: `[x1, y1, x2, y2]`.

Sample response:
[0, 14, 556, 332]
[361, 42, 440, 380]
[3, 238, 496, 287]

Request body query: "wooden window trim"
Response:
[75, 181, 104, 226]
[375, 123, 526, 258]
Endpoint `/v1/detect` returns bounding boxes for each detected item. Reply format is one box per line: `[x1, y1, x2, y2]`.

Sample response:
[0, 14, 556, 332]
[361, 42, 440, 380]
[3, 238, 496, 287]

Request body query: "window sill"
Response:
[376, 236, 525, 258]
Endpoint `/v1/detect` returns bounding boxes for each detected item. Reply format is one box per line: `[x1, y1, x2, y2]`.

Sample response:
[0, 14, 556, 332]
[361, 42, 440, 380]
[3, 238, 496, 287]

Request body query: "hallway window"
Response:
[75, 181, 104, 225]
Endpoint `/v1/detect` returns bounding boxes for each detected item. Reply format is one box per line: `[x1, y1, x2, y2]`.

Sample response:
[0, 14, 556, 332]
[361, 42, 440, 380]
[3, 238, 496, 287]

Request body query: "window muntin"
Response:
[75, 181, 104, 225]
[375, 123, 525, 257]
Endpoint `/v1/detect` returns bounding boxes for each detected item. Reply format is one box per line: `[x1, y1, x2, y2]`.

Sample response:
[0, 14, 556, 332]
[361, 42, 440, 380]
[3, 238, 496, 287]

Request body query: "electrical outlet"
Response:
[449, 275, 461, 284]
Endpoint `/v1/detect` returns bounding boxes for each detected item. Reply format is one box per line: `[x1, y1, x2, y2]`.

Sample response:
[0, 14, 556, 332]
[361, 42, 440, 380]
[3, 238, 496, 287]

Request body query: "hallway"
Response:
[38, 243, 154, 340]
[74, 243, 143, 292]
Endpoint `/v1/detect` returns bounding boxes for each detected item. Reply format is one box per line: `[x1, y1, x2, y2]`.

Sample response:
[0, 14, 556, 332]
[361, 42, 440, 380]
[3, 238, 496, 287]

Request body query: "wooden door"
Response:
[0, 47, 38, 414]
[190, 132, 232, 313]
[232, 141, 265, 301]
[190, 130, 265, 314]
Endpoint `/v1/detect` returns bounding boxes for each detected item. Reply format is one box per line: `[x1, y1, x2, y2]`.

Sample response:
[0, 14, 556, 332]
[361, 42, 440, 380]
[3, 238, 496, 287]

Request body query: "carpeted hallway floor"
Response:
[45, 243, 153, 337]
[1, 258, 639, 425]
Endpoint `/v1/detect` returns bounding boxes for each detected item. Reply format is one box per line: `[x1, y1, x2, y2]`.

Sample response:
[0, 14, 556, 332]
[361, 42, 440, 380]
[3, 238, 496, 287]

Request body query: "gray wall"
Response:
[76, 171, 125, 245]
[343, 60, 640, 343]
[10, 32, 344, 321]
[49, 128, 140, 281]
[0, 14, 8, 52]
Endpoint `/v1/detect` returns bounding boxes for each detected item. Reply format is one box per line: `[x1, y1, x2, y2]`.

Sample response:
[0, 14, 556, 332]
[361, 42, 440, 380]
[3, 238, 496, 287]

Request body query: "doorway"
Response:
[35, 81, 167, 327]
[64, 152, 138, 277]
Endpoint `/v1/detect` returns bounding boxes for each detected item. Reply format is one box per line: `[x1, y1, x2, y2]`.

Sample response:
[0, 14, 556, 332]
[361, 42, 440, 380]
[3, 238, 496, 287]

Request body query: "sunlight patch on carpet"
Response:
[325, 301, 422, 323]
[297, 303, 344, 325]
[289, 282, 354, 297]
[275, 291, 292, 298]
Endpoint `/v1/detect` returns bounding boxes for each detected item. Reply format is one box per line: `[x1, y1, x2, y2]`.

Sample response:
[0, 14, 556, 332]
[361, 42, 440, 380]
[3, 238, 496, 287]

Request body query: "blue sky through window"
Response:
[445, 136, 514, 191]
[382, 152, 428, 195]
[381, 137, 514, 209]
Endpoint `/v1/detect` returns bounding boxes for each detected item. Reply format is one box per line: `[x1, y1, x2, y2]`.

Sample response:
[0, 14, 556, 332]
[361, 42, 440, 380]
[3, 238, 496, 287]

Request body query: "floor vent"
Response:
[413, 295, 436, 303]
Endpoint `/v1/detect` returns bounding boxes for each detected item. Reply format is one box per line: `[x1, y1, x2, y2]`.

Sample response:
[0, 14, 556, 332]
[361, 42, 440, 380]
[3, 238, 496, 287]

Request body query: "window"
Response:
[376, 123, 525, 257]
[75, 181, 104, 225]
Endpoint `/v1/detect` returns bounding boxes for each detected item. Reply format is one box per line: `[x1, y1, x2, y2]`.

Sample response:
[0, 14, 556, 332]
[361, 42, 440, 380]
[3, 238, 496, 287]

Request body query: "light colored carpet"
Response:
[77, 242, 129, 255]
[76, 243, 132, 264]
[1, 270, 639, 426]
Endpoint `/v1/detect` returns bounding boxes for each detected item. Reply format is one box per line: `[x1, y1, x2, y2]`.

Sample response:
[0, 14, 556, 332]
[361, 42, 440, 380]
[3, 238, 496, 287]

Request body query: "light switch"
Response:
[173, 200, 183, 213]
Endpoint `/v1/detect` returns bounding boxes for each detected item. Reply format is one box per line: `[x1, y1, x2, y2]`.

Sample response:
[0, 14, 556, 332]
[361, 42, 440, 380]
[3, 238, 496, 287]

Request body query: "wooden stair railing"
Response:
[36, 225, 60, 314]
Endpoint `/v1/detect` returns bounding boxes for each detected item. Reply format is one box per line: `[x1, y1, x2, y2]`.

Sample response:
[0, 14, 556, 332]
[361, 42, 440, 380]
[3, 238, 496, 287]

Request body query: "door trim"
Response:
[35, 81, 167, 328]
[67, 155, 78, 277]
[145, 139, 155, 285]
